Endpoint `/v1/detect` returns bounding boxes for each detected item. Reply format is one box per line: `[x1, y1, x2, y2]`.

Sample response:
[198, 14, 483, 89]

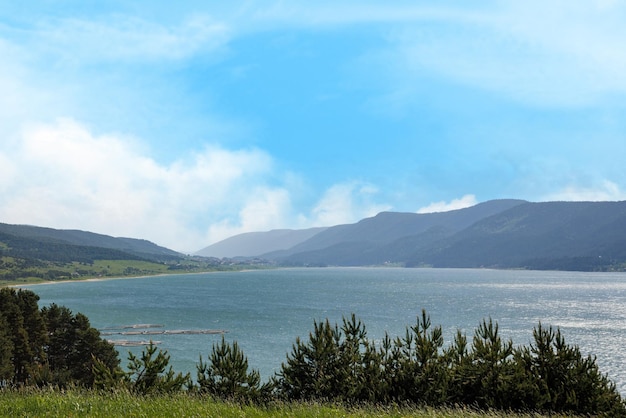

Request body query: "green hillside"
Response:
[0, 223, 181, 260]
[0, 223, 259, 285]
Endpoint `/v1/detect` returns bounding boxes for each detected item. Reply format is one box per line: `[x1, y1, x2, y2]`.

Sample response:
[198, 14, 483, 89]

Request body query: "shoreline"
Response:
[7, 268, 266, 288]
[9, 265, 625, 289]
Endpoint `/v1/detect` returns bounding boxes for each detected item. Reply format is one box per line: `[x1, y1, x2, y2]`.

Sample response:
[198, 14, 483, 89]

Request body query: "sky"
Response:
[1, 1, 626, 253]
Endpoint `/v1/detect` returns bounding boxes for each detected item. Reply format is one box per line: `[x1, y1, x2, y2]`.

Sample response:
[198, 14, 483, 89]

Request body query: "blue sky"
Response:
[1, 1, 626, 252]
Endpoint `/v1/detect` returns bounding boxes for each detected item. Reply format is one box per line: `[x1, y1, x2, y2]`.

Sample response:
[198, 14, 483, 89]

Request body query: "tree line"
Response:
[1, 288, 624, 415]
[0, 288, 119, 387]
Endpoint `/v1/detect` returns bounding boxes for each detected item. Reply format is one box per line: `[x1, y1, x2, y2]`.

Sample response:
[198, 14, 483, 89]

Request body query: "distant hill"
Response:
[405, 201, 626, 270]
[269, 200, 626, 271]
[199, 199, 626, 271]
[196, 227, 327, 258]
[0, 223, 181, 263]
[0, 223, 270, 283]
[265, 199, 526, 261]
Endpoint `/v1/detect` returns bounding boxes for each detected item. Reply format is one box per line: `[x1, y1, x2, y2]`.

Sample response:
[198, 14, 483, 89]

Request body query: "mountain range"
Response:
[197, 199, 626, 271]
[3, 199, 626, 272]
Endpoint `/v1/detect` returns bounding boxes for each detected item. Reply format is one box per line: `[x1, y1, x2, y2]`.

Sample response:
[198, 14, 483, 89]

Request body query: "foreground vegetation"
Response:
[1, 287, 624, 416]
[0, 390, 584, 418]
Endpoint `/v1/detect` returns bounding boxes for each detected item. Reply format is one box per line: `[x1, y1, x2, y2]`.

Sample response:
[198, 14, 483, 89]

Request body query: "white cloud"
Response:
[417, 194, 478, 214]
[544, 181, 626, 202]
[308, 182, 391, 226]
[206, 187, 293, 244]
[0, 119, 277, 252]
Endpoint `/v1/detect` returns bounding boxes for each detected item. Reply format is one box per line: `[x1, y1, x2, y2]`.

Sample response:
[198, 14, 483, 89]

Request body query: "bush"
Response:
[516, 323, 625, 415]
[197, 336, 271, 401]
[94, 342, 190, 394]
[276, 311, 626, 415]
[278, 314, 383, 402]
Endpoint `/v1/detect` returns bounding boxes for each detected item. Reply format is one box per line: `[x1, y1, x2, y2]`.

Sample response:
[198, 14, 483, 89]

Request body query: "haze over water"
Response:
[25, 268, 626, 394]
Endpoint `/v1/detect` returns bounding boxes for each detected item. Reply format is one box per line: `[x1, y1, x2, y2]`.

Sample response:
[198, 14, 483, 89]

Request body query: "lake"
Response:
[23, 267, 626, 394]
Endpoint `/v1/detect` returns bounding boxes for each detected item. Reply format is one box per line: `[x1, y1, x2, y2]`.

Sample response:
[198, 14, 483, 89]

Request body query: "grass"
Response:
[0, 389, 575, 418]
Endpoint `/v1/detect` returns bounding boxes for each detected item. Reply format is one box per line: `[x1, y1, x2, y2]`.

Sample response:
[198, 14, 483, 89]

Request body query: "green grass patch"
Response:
[0, 389, 570, 418]
[90, 259, 172, 277]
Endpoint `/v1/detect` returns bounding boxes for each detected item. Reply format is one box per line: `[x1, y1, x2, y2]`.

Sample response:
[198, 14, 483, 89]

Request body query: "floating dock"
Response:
[100, 324, 226, 346]
[101, 329, 227, 336]
[108, 340, 162, 347]
[100, 324, 164, 330]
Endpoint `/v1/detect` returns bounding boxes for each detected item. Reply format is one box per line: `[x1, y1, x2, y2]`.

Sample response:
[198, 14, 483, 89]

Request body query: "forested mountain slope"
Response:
[406, 201, 626, 270]
[269, 200, 626, 271]
[0, 223, 180, 261]
[262, 199, 526, 261]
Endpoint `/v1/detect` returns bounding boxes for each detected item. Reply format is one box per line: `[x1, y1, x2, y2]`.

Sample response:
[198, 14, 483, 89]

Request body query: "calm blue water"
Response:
[22, 268, 626, 393]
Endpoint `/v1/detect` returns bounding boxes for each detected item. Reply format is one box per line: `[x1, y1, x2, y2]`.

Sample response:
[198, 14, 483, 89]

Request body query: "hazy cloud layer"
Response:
[0, 120, 389, 251]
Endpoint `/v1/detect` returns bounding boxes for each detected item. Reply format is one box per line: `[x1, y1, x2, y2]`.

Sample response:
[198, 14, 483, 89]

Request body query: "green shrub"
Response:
[277, 311, 626, 415]
[278, 314, 381, 402]
[516, 323, 625, 415]
[197, 336, 271, 401]
[93, 342, 189, 394]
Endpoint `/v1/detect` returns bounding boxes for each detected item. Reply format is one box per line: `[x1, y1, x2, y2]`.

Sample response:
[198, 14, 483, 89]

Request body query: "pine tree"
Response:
[16, 289, 47, 366]
[0, 288, 43, 385]
[124, 342, 190, 394]
[516, 323, 626, 415]
[278, 318, 342, 400]
[391, 309, 447, 405]
[41, 304, 119, 387]
[465, 318, 515, 409]
[197, 336, 267, 401]
[0, 314, 14, 382]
